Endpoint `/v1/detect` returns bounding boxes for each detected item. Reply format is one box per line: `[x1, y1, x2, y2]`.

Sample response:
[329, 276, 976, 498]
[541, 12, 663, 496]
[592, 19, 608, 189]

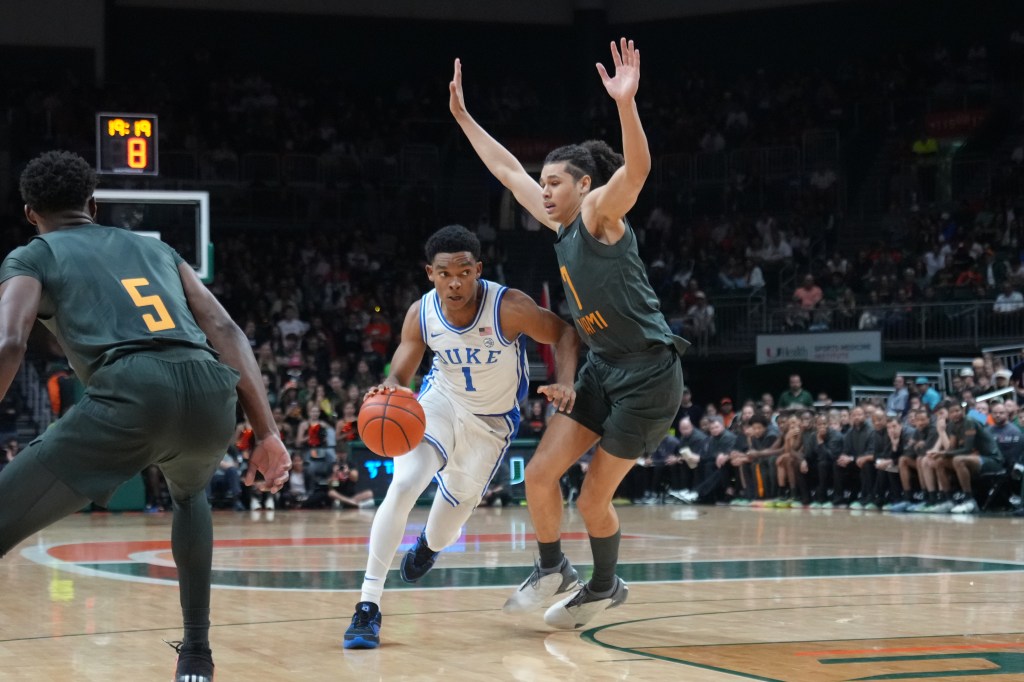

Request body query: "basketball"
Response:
[358, 390, 426, 457]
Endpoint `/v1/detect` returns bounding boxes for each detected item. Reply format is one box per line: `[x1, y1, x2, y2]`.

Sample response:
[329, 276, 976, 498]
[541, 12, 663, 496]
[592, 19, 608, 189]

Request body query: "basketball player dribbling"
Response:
[344, 224, 579, 649]
[450, 39, 689, 628]
[0, 151, 291, 682]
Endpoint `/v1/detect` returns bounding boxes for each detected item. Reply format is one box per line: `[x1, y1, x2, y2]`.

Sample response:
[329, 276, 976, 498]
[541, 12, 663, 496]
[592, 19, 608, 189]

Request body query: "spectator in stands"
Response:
[793, 274, 823, 310]
[719, 398, 736, 429]
[886, 375, 909, 417]
[993, 281, 1024, 314]
[350, 358, 378, 394]
[829, 406, 875, 508]
[327, 460, 375, 509]
[674, 388, 703, 428]
[683, 291, 716, 339]
[631, 430, 680, 504]
[296, 404, 335, 480]
[911, 403, 959, 512]
[778, 374, 813, 409]
[279, 453, 312, 509]
[741, 258, 765, 290]
[989, 401, 1023, 466]
[730, 401, 756, 436]
[875, 415, 911, 509]
[522, 399, 548, 438]
[717, 257, 745, 290]
[207, 450, 245, 511]
[362, 312, 392, 359]
[915, 377, 942, 412]
[858, 290, 885, 331]
[729, 414, 782, 505]
[993, 367, 1013, 395]
[890, 409, 940, 512]
[693, 416, 738, 504]
[277, 303, 310, 340]
[668, 417, 705, 503]
[807, 413, 843, 507]
[775, 416, 808, 507]
[947, 407, 1006, 514]
[760, 229, 793, 267]
[45, 361, 82, 419]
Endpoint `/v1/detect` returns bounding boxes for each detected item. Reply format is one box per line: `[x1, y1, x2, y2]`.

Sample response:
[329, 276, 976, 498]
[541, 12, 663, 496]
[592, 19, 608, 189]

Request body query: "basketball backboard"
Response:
[92, 189, 212, 282]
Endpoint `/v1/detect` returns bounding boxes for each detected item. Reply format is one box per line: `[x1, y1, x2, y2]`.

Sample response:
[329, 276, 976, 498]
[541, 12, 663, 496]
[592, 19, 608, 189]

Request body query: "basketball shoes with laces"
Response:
[343, 601, 382, 649]
[168, 640, 214, 682]
[400, 531, 439, 583]
[543, 576, 629, 629]
[502, 556, 583, 613]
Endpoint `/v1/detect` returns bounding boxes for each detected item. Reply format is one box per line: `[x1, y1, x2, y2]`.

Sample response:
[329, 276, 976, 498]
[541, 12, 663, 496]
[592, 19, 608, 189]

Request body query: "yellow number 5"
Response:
[120, 278, 176, 332]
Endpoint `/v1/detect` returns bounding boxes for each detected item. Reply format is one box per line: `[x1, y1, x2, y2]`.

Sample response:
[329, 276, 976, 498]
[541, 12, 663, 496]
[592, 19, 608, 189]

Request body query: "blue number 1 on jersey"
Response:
[461, 366, 477, 392]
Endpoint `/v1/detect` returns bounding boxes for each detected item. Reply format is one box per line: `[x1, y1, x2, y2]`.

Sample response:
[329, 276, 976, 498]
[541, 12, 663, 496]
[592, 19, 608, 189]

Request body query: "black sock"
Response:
[171, 493, 213, 648]
[182, 608, 211, 649]
[538, 540, 563, 571]
[588, 530, 621, 594]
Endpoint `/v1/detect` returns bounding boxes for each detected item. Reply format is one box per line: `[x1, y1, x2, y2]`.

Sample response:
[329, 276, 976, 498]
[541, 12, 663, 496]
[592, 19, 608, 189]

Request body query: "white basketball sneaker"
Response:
[503, 556, 583, 613]
[543, 576, 629, 630]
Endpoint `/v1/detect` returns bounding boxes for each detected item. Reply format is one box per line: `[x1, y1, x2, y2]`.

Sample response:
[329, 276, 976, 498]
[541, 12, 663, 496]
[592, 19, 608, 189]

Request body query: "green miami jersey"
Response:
[553, 214, 688, 358]
[0, 224, 215, 384]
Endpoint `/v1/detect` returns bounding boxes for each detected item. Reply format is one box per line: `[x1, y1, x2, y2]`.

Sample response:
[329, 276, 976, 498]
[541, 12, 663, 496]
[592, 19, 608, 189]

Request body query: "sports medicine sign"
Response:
[756, 331, 882, 365]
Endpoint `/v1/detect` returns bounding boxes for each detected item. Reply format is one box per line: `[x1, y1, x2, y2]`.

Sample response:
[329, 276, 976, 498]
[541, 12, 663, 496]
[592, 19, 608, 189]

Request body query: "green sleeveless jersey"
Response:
[0, 224, 215, 384]
[553, 215, 689, 359]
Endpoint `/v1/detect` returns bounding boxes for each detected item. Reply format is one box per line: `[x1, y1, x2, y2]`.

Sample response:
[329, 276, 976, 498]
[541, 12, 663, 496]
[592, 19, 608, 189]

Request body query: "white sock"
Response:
[358, 442, 439, 605]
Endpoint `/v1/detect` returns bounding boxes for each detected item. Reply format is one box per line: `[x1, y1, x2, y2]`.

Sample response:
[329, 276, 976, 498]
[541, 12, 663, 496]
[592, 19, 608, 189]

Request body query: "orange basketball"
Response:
[357, 390, 426, 457]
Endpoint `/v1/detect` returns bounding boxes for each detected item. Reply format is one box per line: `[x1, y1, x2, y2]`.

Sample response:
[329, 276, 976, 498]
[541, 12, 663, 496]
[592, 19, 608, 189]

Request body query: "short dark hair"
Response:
[20, 150, 97, 214]
[749, 414, 769, 427]
[543, 140, 623, 188]
[425, 224, 481, 262]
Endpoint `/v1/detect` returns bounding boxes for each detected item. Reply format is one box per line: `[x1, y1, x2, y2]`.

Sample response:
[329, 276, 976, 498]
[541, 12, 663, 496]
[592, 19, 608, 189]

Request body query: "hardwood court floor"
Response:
[3, 504, 1024, 681]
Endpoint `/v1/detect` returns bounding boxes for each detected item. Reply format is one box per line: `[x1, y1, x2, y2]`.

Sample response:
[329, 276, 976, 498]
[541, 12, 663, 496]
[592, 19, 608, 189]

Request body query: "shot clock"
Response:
[96, 113, 158, 175]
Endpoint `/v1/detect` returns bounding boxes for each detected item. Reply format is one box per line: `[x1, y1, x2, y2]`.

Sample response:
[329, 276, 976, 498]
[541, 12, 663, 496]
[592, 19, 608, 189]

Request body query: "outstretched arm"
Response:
[179, 263, 290, 492]
[449, 58, 559, 232]
[585, 38, 651, 239]
[499, 289, 580, 413]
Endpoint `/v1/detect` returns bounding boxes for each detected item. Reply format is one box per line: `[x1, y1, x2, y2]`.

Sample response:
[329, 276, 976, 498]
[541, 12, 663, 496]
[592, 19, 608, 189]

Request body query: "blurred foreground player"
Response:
[0, 151, 291, 682]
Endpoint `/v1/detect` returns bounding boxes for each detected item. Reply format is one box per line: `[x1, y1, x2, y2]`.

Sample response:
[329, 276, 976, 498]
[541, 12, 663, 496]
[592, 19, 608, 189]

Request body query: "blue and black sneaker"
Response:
[343, 601, 382, 650]
[400, 531, 439, 583]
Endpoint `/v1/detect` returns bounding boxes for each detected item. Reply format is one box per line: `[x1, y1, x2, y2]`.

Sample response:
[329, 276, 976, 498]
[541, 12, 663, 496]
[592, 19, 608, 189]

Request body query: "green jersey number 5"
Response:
[121, 277, 177, 332]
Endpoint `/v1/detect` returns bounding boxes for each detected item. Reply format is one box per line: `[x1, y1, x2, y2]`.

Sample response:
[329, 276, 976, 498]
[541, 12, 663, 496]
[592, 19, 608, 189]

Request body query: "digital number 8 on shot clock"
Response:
[96, 113, 158, 176]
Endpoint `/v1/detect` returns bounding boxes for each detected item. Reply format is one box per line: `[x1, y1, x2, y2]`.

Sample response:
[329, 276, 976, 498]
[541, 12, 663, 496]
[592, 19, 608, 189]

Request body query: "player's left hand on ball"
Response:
[538, 383, 576, 413]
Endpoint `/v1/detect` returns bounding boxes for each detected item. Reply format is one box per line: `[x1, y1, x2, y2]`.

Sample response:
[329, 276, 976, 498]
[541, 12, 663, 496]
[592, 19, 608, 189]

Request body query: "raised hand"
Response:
[449, 57, 468, 118]
[596, 38, 640, 103]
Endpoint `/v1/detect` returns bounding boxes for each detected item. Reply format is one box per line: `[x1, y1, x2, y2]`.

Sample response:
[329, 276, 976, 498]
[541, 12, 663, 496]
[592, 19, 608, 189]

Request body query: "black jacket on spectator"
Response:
[842, 423, 876, 457]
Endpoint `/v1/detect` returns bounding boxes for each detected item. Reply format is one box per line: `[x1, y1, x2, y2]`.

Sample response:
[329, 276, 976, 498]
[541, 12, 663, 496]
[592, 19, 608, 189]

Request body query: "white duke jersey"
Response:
[418, 279, 529, 416]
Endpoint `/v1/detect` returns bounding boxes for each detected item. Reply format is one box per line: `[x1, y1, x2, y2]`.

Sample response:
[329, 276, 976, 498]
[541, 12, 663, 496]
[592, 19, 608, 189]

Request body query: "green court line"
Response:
[75, 555, 1024, 590]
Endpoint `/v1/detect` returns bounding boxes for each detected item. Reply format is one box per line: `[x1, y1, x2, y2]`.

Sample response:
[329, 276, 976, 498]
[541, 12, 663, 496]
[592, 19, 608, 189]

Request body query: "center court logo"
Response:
[582, 631, 1024, 680]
